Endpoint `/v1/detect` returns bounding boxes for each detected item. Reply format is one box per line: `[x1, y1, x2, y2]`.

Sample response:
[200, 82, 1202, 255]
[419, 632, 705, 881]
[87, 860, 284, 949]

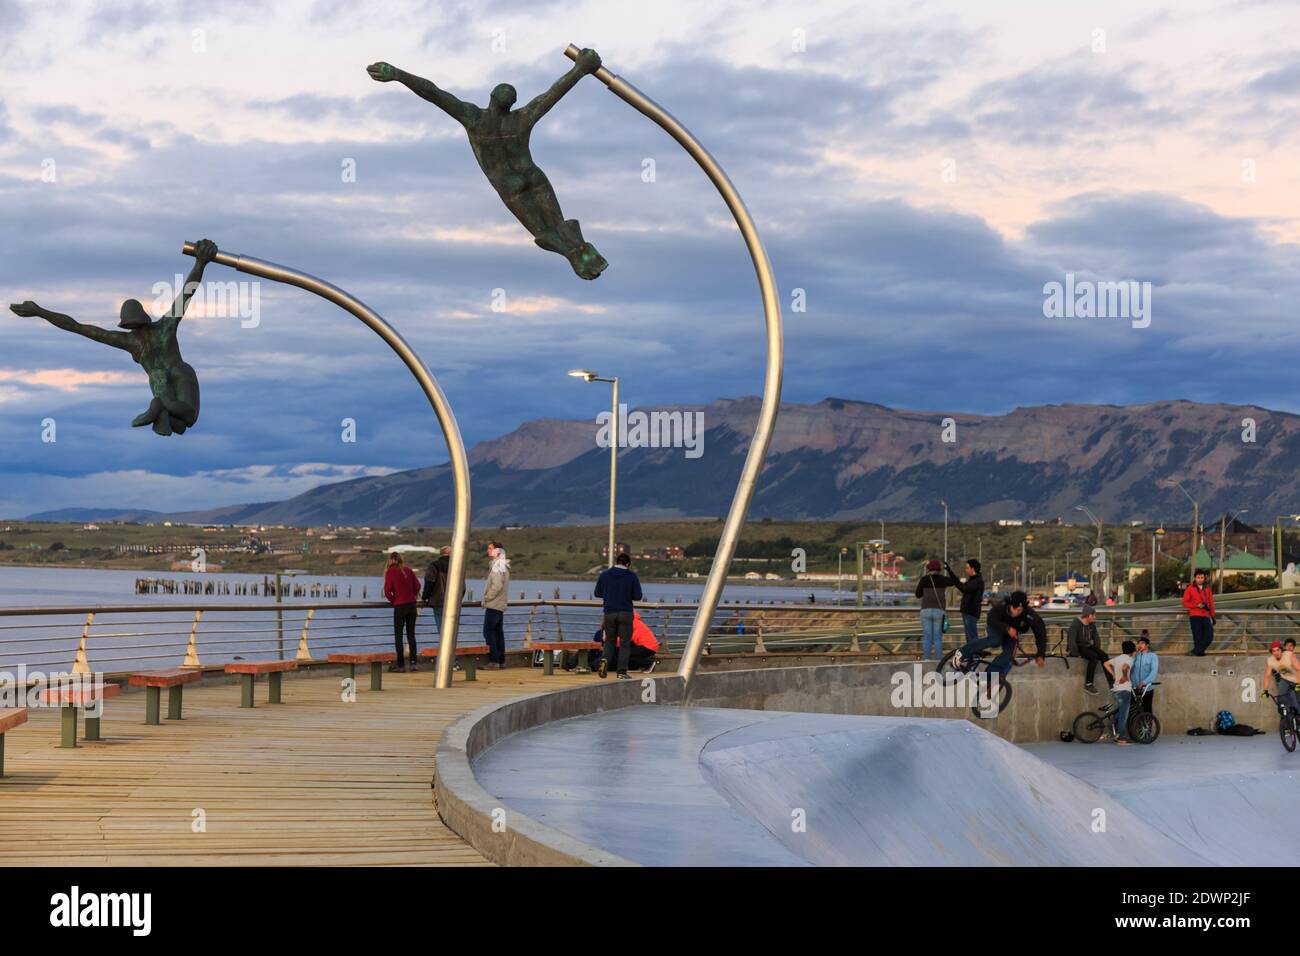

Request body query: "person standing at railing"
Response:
[384, 552, 422, 672]
[481, 542, 511, 670]
[1182, 570, 1216, 656]
[422, 546, 452, 635]
[595, 552, 643, 680]
[915, 560, 957, 660]
[946, 558, 984, 647]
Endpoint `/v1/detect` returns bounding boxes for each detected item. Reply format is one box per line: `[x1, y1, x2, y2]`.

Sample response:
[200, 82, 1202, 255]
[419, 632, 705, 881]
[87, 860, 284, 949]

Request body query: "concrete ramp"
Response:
[699, 714, 1208, 866]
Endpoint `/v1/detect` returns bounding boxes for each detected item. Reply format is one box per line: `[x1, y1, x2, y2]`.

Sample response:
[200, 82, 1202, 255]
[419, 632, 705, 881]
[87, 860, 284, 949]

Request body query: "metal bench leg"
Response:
[370, 661, 382, 691]
[167, 685, 184, 720]
[84, 708, 101, 742]
[268, 671, 283, 704]
[346, 663, 357, 685]
[145, 686, 161, 725]
[464, 657, 477, 682]
[60, 704, 77, 748]
[0, 733, 6, 777]
[543, 650, 555, 676]
[240, 673, 255, 708]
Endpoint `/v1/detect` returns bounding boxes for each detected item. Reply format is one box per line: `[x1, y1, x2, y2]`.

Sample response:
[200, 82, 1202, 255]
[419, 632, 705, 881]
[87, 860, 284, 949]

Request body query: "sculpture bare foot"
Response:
[132, 398, 162, 428]
[152, 409, 173, 436]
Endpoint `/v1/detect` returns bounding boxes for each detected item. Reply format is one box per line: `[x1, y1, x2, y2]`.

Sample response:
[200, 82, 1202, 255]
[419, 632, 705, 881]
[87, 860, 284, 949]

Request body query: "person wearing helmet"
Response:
[954, 590, 1045, 674]
[9, 239, 218, 436]
[1263, 640, 1300, 717]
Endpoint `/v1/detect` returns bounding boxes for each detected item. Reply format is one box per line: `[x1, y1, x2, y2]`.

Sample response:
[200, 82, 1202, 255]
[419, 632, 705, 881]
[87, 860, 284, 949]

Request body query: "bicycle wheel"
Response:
[1073, 712, 1105, 743]
[1128, 711, 1161, 744]
[971, 674, 1012, 717]
[1281, 714, 1297, 753]
[936, 649, 965, 682]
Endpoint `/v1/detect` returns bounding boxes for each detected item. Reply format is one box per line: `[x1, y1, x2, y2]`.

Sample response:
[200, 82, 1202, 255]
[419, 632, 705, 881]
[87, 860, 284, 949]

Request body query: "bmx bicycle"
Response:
[936, 642, 1014, 717]
[1072, 681, 1161, 744]
[1264, 689, 1300, 753]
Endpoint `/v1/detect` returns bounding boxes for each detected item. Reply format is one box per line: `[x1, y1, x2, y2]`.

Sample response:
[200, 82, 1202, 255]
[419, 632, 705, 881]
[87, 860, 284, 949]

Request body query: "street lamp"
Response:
[568, 369, 619, 567]
[1163, 480, 1201, 578]
[1075, 504, 1106, 594]
[1151, 525, 1166, 602]
[1021, 533, 1034, 591]
[837, 546, 848, 603]
[1216, 508, 1247, 594]
[939, 500, 949, 568]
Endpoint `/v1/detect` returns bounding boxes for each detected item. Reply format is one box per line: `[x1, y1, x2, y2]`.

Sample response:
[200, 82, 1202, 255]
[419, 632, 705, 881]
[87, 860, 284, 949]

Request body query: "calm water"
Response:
[0, 565, 889, 609]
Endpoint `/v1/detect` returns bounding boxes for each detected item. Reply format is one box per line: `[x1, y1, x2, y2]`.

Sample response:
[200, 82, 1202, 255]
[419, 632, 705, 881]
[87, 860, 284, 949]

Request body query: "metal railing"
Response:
[2, 600, 1299, 675]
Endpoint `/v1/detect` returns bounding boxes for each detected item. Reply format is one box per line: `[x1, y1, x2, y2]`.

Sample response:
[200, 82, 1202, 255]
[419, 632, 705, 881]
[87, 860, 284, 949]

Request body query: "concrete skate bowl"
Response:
[433, 661, 1286, 866]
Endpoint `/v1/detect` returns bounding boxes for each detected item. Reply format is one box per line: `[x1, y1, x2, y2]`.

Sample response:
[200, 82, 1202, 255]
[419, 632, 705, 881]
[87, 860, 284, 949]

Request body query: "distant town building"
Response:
[634, 545, 684, 561]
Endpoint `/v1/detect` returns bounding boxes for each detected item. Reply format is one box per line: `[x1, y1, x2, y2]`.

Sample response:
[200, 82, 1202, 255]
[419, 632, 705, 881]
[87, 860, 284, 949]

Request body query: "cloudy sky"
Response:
[1, 0, 1297, 516]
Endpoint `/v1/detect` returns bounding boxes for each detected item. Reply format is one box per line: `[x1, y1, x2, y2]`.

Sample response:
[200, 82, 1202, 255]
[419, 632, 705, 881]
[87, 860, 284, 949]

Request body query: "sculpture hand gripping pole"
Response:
[181, 242, 472, 691]
[560, 45, 784, 692]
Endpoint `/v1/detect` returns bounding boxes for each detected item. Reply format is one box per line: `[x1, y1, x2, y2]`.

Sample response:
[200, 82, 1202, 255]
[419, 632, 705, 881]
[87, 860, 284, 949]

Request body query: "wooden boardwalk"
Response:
[0, 667, 589, 866]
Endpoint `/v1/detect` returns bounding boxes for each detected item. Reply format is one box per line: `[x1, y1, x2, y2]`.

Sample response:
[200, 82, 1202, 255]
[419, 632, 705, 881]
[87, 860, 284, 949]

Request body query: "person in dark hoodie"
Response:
[421, 546, 451, 635]
[594, 552, 643, 679]
[945, 558, 985, 646]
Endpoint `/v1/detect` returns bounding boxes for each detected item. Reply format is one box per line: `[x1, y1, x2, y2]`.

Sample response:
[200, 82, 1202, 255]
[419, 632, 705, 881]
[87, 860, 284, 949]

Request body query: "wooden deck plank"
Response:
[0, 667, 589, 865]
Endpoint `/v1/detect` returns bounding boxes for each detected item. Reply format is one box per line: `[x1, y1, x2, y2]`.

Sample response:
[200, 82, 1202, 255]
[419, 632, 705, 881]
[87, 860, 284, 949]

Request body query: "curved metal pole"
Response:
[181, 242, 471, 690]
[564, 46, 784, 692]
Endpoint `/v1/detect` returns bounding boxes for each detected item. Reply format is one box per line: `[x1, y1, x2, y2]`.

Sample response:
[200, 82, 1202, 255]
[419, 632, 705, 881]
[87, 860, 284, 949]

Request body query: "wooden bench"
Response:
[0, 708, 27, 776]
[128, 668, 203, 724]
[418, 644, 490, 681]
[327, 652, 397, 691]
[532, 641, 603, 676]
[224, 660, 298, 707]
[40, 682, 122, 748]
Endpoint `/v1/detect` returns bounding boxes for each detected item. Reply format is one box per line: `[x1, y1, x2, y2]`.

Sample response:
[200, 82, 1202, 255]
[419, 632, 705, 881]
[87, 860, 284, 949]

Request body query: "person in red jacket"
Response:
[384, 552, 423, 671]
[586, 611, 660, 673]
[1182, 569, 1216, 656]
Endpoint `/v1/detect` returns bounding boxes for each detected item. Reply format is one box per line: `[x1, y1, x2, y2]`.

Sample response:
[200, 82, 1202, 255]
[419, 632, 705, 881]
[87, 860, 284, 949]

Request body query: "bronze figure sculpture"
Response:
[9, 238, 219, 436]
[366, 50, 608, 280]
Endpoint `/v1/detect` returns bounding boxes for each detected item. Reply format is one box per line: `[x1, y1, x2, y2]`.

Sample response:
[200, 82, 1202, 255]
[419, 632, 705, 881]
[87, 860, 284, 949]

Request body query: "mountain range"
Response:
[27, 398, 1300, 526]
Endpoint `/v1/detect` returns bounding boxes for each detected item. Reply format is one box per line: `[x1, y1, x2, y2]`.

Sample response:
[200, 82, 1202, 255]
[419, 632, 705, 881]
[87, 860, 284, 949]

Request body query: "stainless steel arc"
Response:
[180, 242, 471, 689]
[564, 45, 784, 691]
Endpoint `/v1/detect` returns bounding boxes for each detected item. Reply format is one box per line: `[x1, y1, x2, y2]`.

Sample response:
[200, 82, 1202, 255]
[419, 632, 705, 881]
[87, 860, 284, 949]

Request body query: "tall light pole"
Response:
[567, 45, 784, 691]
[1021, 533, 1033, 591]
[939, 500, 949, 568]
[1075, 504, 1106, 596]
[182, 242, 472, 691]
[1216, 508, 1247, 593]
[837, 547, 847, 603]
[569, 369, 619, 566]
[1166, 481, 1201, 579]
[1151, 525, 1166, 601]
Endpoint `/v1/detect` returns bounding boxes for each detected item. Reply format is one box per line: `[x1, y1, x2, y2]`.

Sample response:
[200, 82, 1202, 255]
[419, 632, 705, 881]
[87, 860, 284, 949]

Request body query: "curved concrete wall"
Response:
[434, 655, 1277, 865]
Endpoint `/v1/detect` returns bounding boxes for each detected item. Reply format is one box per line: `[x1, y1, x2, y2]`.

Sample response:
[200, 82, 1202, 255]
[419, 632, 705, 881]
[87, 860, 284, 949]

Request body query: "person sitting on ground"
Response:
[1264, 640, 1300, 716]
[585, 611, 659, 673]
[1131, 631, 1159, 716]
[1072, 606, 1111, 696]
[1111, 640, 1136, 745]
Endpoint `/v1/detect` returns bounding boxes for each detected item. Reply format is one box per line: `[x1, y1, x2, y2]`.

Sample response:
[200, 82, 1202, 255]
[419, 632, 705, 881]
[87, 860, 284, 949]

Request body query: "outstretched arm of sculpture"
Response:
[164, 238, 218, 323]
[519, 48, 601, 125]
[8, 301, 131, 350]
[366, 61, 479, 125]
